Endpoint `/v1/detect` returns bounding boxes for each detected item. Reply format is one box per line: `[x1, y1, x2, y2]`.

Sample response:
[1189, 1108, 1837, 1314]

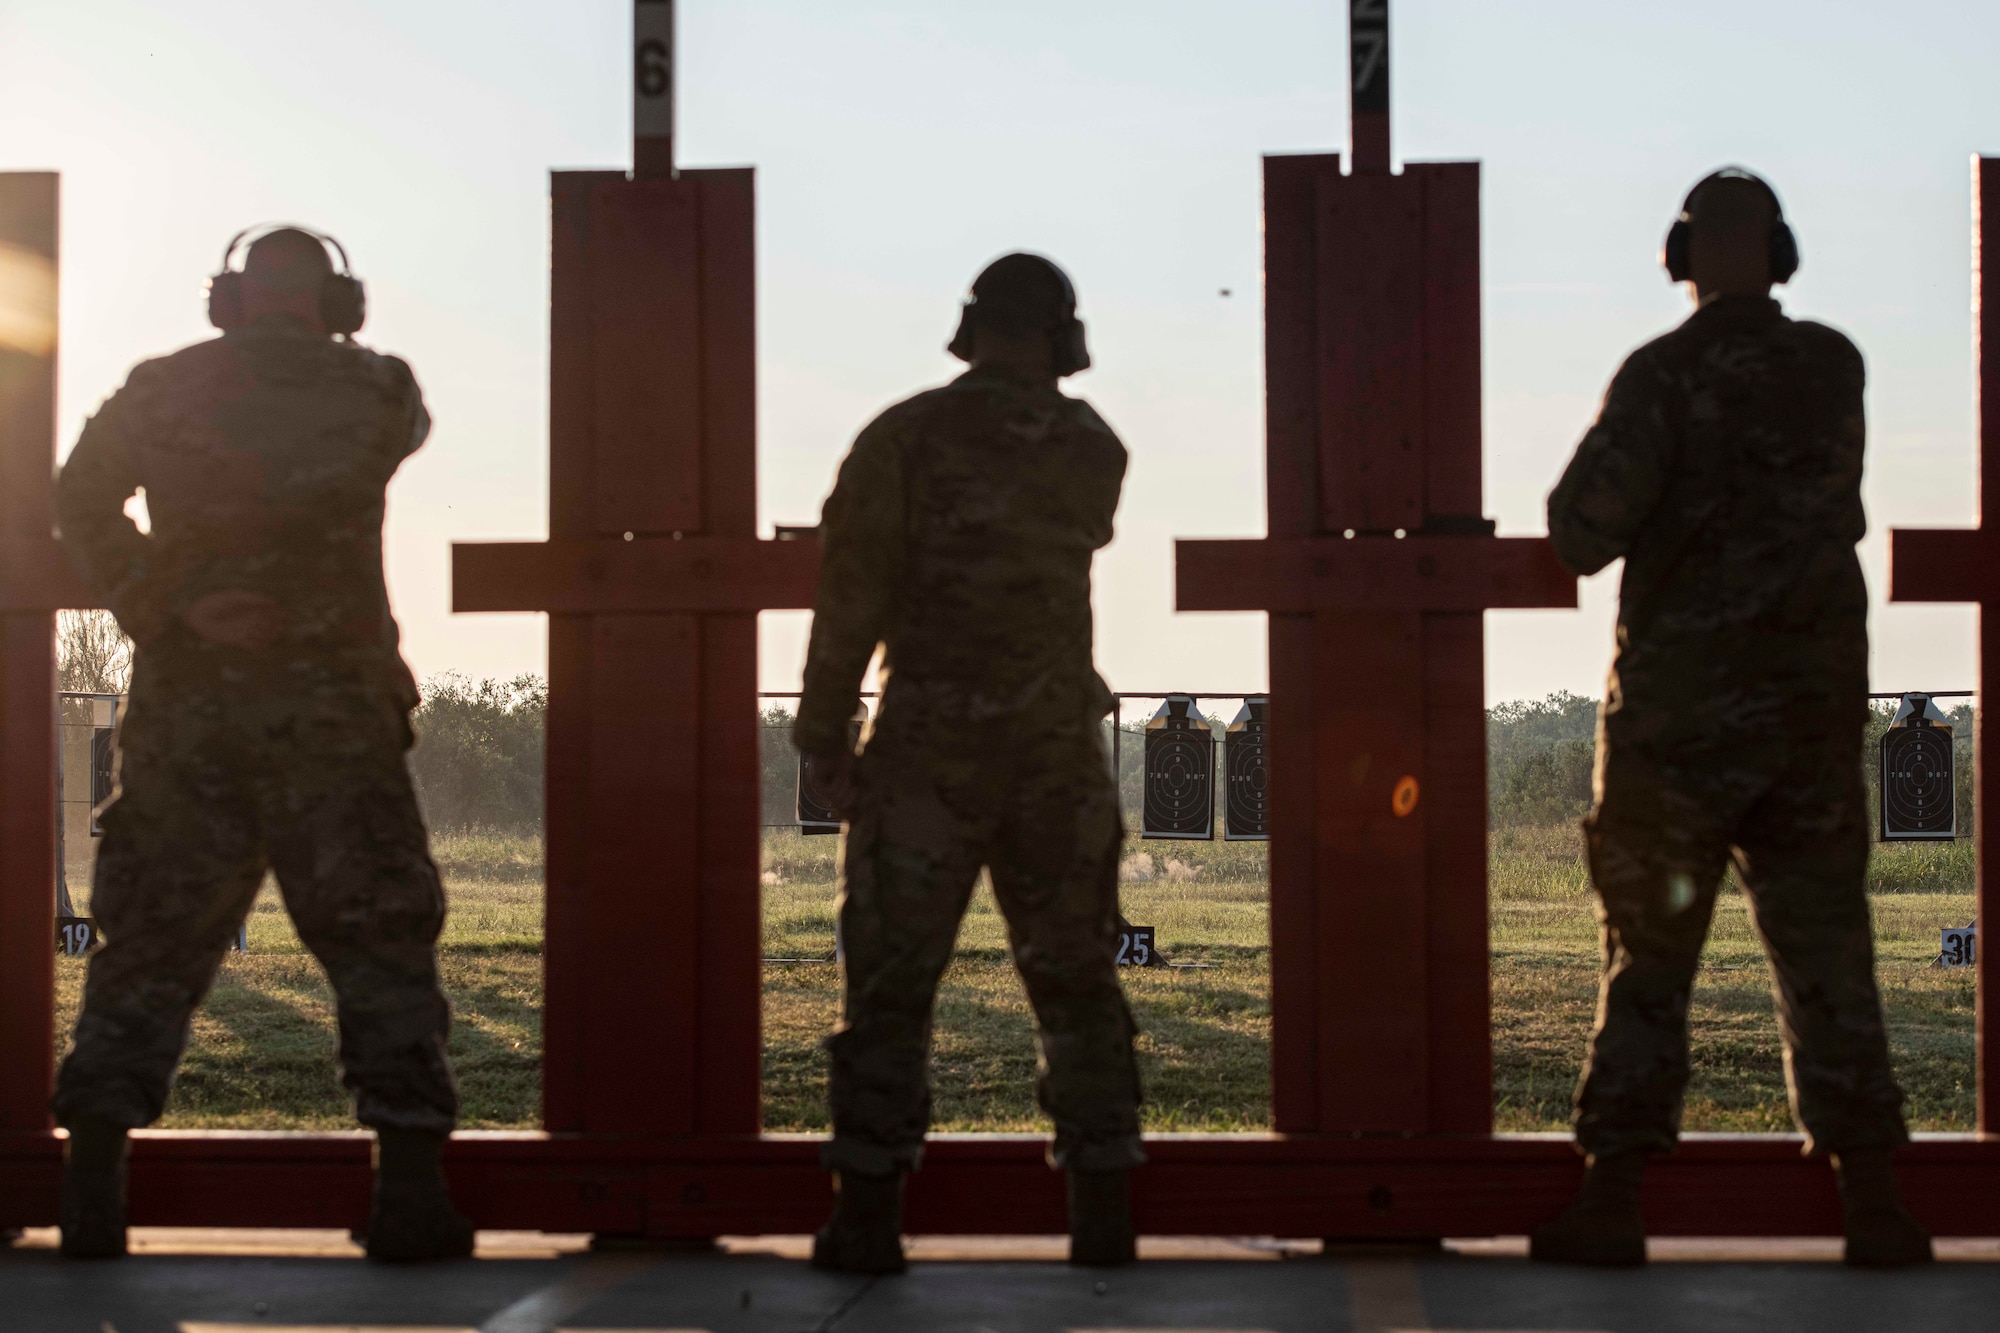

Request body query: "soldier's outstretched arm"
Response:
[1546, 352, 1676, 577]
[375, 352, 432, 465]
[796, 419, 906, 757]
[1074, 403, 1129, 551]
[54, 365, 172, 646]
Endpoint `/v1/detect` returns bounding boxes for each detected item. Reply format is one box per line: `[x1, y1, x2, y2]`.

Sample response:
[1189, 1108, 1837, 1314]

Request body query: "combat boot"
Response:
[1528, 1151, 1647, 1266]
[1833, 1147, 1933, 1267]
[59, 1116, 128, 1259]
[811, 1170, 907, 1275]
[1068, 1167, 1136, 1267]
[365, 1128, 474, 1263]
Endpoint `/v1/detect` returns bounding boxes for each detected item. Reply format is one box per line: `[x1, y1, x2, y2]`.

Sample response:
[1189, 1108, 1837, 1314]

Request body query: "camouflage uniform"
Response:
[798, 363, 1143, 1175]
[51, 319, 456, 1135]
[1547, 294, 1906, 1157]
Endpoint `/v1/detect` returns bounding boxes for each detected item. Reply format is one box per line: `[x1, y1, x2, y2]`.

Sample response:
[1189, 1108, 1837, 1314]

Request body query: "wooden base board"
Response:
[2, 1132, 1993, 1238]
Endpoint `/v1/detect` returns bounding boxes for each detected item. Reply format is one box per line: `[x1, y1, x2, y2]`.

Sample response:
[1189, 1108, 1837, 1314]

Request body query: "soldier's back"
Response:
[1555, 298, 1869, 743]
[876, 365, 1126, 709]
[62, 323, 429, 697]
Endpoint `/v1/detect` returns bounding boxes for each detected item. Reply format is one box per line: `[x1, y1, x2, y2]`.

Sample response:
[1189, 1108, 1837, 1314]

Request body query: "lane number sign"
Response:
[634, 0, 674, 139]
[57, 916, 96, 957]
[1941, 925, 1976, 968]
[1117, 925, 1158, 967]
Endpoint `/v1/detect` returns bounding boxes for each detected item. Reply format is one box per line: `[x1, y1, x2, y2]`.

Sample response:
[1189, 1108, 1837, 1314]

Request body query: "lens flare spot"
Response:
[0, 241, 56, 357]
[1391, 775, 1420, 817]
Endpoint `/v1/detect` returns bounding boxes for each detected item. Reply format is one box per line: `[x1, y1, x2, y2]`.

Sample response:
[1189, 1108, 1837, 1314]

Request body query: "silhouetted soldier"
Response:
[51, 226, 471, 1261]
[1536, 170, 1929, 1267]
[796, 253, 1142, 1272]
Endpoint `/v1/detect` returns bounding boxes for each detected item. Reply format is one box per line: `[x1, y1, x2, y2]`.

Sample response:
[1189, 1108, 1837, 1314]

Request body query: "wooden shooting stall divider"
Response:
[3, 2, 2000, 1239]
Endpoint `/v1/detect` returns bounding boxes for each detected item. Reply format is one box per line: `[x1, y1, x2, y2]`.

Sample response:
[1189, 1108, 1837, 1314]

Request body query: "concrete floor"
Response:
[3, 1229, 1997, 1333]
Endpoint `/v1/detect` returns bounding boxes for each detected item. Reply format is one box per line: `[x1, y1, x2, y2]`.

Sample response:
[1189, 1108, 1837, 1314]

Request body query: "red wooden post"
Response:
[1180, 149, 1575, 1137]
[0, 173, 94, 1140]
[452, 10, 820, 1167]
[1178, 0, 1584, 1137]
[0, 172, 62, 1138]
[1888, 154, 2000, 1129]
[454, 169, 813, 1148]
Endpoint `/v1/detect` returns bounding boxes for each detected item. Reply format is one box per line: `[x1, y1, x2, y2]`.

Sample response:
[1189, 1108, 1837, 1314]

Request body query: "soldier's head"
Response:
[1662, 168, 1800, 303]
[947, 253, 1091, 380]
[207, 225, 367, 337]
[241, 228, 335, 329]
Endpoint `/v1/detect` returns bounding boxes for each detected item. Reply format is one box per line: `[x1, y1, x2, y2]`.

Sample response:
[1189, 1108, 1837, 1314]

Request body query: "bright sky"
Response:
[3, 0, 1997, 707]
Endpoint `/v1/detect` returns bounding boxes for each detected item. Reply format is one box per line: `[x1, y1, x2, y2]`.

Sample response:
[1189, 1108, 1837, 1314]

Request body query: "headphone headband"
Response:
[1662, 166, 1800, 286]
[217, 223, 354, 278]
[1677, 167, 1786, 226]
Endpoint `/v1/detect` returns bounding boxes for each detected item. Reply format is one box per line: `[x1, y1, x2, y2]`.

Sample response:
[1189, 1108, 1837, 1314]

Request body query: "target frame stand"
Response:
[7, 3, 2000, 1245]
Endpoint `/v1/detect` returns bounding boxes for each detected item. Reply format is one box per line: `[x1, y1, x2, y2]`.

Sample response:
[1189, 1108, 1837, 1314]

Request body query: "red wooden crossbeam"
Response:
[454, 535, 816, 615]
[3, 1131, 2000, 1238]
[1177, 536, 1575, 613]
[1888, 155, 2000, 1131]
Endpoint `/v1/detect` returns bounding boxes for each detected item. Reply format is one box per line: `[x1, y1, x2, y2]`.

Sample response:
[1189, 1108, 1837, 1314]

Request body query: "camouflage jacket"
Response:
[56, 318, 430, 697]
[796, 364, 1128, 757]
[1547, 296, 1868, 729]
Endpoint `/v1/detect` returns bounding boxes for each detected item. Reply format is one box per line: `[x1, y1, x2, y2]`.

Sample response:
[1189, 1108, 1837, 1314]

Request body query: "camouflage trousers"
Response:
[1575, 725, 1908, 1157]
[54, 668, 457, 1134]
[825, 706, 1143, 1176]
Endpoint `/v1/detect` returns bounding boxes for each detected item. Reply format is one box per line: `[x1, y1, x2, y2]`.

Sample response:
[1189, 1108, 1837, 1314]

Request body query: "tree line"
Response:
[1483, 689, 1977, 834]
[43, 607, 1982, 839]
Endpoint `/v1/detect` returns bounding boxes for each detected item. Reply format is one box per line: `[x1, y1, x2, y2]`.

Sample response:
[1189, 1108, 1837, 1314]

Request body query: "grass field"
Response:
[53, 825, 1976, 1135]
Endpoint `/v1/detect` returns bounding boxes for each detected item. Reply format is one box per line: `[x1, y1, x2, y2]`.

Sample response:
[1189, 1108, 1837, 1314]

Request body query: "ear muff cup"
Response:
[206, 270, 246, 331]
[319, 273, 367, 337]
[1661, 168, 1799, 286]
[1767, 221, 1800, 284]
[1052, 318, 1091, 376]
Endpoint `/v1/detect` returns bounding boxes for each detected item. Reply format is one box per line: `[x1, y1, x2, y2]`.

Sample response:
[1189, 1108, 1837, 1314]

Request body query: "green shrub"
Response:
[410, 674, 546, 834]
[1488, 692, 1598, 828]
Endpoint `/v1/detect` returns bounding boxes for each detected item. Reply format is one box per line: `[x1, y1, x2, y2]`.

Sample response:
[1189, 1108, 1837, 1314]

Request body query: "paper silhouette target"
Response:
[1143, 695, 1215, 840]
[1224, 697, 1269, 841]
[1881, 692, 1956, 841]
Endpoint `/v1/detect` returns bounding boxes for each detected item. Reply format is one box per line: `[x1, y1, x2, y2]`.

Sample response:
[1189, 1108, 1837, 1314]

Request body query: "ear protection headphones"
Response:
[1662, 167, 1799, 286]
[947, 253, 1092, 377]
[207, 224, 367, 336]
